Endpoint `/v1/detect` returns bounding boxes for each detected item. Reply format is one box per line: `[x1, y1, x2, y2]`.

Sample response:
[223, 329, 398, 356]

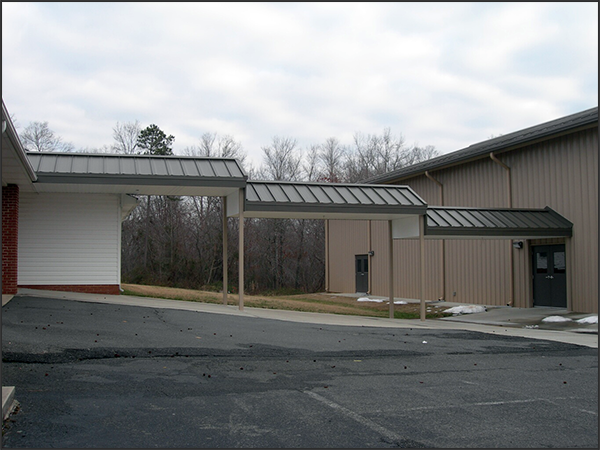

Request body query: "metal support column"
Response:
[420, 214, 426, 321]
[325, 219, 329, 292]
[238, 189, 244, 311]
[222, 196, 228, 305]
[388, 220, 394, 319]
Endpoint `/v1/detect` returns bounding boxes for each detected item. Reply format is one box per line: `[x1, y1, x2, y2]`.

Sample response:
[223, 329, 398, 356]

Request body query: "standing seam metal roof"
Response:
[26, 152, 247, 186]
[245, 181, 427, 214]
[425, 206, 573, 238]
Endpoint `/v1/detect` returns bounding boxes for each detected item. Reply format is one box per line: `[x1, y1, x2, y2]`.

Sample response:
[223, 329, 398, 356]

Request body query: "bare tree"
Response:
[318, 137, 346, 182]
[403, 144, 439, 167]
[303, 144, 321, 182]
[344, 128, 439, 182]
[112, 120, 141, 154]
[20, 121, 74, 152]
[259, 136, 302, 181]
[184, 132, 248, 168]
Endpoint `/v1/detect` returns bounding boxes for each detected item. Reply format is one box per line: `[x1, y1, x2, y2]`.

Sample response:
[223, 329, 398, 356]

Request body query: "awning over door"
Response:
[393, 206, 573, 239]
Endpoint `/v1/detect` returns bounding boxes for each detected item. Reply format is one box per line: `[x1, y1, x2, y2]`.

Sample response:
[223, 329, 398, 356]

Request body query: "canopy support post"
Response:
[222, 196, 228, 305]
[388, 220, 394, 319]
[420, 214, 426, 321]
[238, 189, 244, 311]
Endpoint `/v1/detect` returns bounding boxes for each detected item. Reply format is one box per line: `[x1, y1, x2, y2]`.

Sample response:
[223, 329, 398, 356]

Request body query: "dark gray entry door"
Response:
[532, 244, 567, 308]
[355, 254, 368, 293]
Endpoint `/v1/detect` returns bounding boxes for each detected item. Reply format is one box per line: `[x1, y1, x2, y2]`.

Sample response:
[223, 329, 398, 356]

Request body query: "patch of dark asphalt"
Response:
[1, 345, 431, 364]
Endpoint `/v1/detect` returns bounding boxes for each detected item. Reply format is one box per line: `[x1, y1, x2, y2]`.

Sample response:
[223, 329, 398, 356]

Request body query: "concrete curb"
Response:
[2, 386, 16, 421]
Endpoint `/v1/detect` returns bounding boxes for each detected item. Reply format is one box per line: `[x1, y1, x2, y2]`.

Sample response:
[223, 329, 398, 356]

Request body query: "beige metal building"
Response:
[326, 107, 598, 314]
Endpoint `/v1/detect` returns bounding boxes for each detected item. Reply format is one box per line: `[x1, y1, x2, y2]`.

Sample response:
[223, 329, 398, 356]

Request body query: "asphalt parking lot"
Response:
[2, 294, 598, 448]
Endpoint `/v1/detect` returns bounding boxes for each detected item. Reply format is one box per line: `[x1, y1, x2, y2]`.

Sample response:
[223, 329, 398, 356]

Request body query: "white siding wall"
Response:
[18, 193, 121, 285]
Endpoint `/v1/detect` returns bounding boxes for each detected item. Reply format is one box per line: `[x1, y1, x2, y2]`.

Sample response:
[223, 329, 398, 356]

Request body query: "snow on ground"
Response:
[575, 315, 598, 324]
[541, 315, 598, 324]
[541, 315, 573, 323]
[356, 298, 407, 305]
[357, 297, 383, 303]
[444, 305, 487, 315]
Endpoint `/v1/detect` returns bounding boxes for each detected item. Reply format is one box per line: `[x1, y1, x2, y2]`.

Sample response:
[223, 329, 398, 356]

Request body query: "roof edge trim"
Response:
[2, 100, 38, 182]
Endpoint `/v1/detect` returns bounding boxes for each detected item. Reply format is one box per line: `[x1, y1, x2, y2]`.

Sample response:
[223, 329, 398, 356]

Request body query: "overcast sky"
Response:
[2, 2, 598, 168]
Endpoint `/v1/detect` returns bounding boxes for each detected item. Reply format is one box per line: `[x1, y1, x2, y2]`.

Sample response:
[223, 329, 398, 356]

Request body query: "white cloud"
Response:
[2, 2, 597, 166]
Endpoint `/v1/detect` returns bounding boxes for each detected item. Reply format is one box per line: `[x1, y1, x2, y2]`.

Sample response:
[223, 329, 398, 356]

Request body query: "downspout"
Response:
[425, 171, 445, 301]
[490, 152, 514, 307]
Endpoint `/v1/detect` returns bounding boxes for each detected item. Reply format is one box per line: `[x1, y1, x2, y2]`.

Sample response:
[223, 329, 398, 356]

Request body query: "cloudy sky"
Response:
[2, 2, 598, 168]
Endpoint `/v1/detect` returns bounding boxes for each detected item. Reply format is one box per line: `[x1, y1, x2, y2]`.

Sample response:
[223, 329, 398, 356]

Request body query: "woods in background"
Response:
[20, 119, 438, 294]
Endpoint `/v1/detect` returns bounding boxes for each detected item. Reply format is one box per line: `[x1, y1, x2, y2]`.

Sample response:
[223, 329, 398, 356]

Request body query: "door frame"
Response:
[531, 243, 567, 308]
[355, 254, 369, 293]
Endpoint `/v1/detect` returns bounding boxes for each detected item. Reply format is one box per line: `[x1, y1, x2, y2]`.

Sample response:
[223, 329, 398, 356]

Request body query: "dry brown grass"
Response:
[121, 283, 453, 320]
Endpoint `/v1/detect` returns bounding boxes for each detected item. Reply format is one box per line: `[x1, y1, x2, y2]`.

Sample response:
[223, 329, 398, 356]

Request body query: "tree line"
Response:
[17, 119, 438, 294]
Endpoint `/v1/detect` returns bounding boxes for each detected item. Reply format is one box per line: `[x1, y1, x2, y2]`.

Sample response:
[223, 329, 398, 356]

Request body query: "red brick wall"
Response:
[18, 285, 121, 295]
[2, 184, 19, 295]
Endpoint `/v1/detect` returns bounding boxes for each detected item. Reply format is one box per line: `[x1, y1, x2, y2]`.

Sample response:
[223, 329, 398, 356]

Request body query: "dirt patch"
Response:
[121, 284, 452, 320]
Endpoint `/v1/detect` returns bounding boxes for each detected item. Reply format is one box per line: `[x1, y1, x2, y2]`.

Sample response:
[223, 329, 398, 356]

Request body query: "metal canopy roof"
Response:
[227, 181, 428, 219]
[424, 206, 573, 239]
[26, 152, 247, 196]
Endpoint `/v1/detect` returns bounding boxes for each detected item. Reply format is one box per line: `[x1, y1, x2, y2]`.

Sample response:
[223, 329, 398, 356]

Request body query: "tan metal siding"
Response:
[392, 138, 597, 309]
[384, 175, 444, 301]
[441, 158, 509, 207]
[363, 220, 441, 301]
[328, 127, 597, 313]
[327, 220, 369, 293]
[507, 128, 598, 313]
[443, 240, 510, 306]
[392, 164, 512, 306]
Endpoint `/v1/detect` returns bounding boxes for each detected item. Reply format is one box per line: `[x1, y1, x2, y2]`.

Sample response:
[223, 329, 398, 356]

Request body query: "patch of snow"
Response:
[356, 298, 407, 304]
[541, 315, 572, 323]
[357, 297, 383, 303]
[524, 324, 539, 329]
[444, 305, 487, 315]
[576, 315, 598, 324]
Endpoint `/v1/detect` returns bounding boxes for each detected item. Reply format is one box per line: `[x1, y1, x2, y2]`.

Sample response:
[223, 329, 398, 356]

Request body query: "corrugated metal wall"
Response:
[327, 219, 368, 293]
[18, 193, 121, 285]
[328, 126, 598, 313]
[507, 128, 598, 313]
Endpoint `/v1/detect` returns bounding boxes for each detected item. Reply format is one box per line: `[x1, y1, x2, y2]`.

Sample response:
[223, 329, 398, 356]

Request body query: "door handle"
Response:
[545, 275, 554, 279]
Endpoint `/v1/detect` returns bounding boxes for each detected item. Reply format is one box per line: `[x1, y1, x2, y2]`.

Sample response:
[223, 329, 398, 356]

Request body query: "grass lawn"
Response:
[121, 284, 453, 320]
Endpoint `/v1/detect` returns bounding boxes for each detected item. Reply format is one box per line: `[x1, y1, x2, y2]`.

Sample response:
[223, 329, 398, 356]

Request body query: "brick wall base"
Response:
[19, 285, 121, 295]
[2, 185, 20, 295]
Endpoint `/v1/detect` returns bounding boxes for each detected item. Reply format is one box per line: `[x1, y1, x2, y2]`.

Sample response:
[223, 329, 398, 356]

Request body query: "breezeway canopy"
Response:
[224, 181, 573, 320]
[18, 153, 574, 321]
[26, 152, 247, 197]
